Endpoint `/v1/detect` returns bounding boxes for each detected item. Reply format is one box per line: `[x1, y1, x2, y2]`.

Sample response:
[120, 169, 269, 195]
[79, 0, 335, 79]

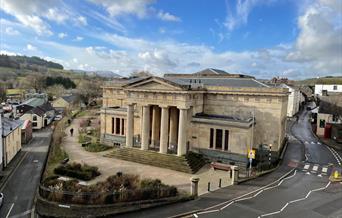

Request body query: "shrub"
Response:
[54, 163, 100, 181]
[84, 143, 111, 152]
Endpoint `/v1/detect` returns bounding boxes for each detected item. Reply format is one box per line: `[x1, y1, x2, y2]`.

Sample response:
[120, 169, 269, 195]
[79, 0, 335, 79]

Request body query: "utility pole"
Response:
[249, 108, 255, 177]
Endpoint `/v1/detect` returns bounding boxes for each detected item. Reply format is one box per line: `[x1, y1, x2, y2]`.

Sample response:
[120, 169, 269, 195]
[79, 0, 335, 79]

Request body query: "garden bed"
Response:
[41, 172, 178, 205]
[84, 143, 111, 152]
[54, 163, 100, 181]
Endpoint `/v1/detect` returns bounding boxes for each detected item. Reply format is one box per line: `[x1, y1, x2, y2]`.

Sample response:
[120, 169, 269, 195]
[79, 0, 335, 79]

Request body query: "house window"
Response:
[121, 119, 125, 135]
[33, 122, 37, 127]
[319, 119, 325, 128]
[33, 116, 37, 121]
[215, 129, 223, 149]
[333, 85, 337, 90]
[209, 128, 214, 148]
[224, 130, 229, 151]
[115, 118, 120, 134]
[112, 118, 115, 134]
[332, 115, 339, 122]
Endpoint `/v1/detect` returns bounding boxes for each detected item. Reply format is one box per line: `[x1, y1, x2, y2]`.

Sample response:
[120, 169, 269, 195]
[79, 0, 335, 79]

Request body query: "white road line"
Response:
[304, 164, 310, 170]
[326, 146, 342, 165]
[8, 209, 32, 218]
[258, 181, 331, 218]
[322, 167, 328, 173]
[312, 165, 318, 171]
[306, 171, 311, 175]
[6, 203, 14, 218]
[195, 169, 296, 213]
[311, 141, 315, 144]
[305, 141, 309, 144]
[317, 142, 321, 145]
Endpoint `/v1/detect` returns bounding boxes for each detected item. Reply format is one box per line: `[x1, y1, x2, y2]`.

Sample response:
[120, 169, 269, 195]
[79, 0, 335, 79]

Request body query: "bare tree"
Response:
[46, 84, 65, 100]
[77, 80, 102, 105]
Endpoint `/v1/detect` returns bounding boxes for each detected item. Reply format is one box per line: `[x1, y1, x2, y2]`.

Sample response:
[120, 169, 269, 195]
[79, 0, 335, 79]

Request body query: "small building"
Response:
[52, 95, 80, 111]
[278, 84, 305, 117]
[20, 102, 55, 130]
[1, 116, 22, 168]
[315, 84, 342, 96]
[15, 97, 47, 116]
[20, 120, 33, 144]
[6, 89, 25, 103]
[316, 94, 342, 137]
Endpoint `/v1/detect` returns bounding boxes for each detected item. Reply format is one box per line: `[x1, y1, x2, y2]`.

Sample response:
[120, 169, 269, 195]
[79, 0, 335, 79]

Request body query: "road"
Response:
[0, 128, 52, 218]
[195, 107, 342, 218]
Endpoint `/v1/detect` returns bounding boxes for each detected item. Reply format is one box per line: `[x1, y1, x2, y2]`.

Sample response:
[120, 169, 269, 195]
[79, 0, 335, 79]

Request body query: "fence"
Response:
[39, 185, 178, 205]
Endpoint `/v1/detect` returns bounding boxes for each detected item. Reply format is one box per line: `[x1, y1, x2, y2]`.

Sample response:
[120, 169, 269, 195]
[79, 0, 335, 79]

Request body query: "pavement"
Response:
[63, 118, 232, 195]
[115, 104, 342, 218]
[0, 128, 52, 218]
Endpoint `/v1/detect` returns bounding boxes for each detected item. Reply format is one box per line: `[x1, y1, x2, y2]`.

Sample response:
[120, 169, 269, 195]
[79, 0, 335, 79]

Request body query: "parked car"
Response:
[54, 115, 63, 121]
[0, 192, 4, 207]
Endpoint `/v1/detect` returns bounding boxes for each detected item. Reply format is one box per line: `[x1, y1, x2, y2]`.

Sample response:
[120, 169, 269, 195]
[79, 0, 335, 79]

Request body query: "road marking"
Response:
[318, 174, 322, 177]
[8, 209, 32, 218]
[317, 142, 321, 145]
[304, 164, 310, 170]
[312, 165, 318, 171]
[305, 141, 309, 144]
[192, 169, 296, 216]
[322, 167, 328, 173]
[311, 141, 315, 144]
[6, 203, 14, 218]
[258, 182, 331, 218]
[193, 214, 198, 218]
[306, 171, 311, 175]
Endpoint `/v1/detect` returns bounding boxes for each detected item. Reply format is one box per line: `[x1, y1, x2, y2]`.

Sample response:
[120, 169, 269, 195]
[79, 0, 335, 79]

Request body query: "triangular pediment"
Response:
[123, 77, 184, 91]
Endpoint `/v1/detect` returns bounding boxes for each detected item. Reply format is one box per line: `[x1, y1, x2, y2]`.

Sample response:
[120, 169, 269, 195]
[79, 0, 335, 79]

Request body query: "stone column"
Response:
[141, 105, 150, 150]
[159, 106, 169, 154]
[177, 108, 187, 156]
[151, 106, 161, 147]
[126, 104, 134, 147]
[169, 107, 178, 149]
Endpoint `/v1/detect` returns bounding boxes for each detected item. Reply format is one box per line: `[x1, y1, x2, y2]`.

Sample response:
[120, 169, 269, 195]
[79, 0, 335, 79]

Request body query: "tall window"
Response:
[112, 118, 115, 134]
[33, 115, 37, 121]
[224, 130, 229, 151]
[115, 118, 120, 134]
[215, 129, 223, 149]
[333, 85, 337, 90]
[209, 128, 214, 148]
[121, 119, 125, 135]
[319, 119, 325, 128]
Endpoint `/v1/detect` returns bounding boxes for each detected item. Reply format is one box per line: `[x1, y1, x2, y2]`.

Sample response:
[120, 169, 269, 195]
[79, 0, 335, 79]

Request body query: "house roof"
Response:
[166, 77, 269, 88]
[26, 107, 46, 117]
[21, 97, 46, 108]
[61, 95, 78, 104]
[38, 102, 54, 112]
[2, 117, 22, 137]
[318, 94, 342, 114]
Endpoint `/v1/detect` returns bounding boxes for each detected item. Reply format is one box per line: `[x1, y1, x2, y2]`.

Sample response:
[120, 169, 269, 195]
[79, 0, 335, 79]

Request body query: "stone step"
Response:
[104, 148, 207, 174]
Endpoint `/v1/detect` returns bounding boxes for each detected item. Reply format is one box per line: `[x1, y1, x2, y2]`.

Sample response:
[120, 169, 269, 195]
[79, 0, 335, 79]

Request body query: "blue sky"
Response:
[0, 0, 341, 79]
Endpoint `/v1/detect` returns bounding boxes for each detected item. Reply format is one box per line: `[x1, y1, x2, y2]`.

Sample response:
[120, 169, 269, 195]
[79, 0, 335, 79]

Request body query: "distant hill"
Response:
[0, 54, 63, 70]
[70, 69, 122, 78]
[295, 76, 342, 86]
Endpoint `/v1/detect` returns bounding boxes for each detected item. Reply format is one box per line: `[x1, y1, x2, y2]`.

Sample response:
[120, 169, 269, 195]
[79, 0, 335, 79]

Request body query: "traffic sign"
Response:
[248, 149, 256, 159]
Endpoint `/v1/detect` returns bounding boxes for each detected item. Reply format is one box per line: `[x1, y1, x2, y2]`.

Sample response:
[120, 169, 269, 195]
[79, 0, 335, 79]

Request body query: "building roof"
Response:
[61, 95, 78, 104]
[318, 94, 342, 114]
[38, 102, 54, 112]
[26, 107, 46, 117]
[166, 77, 269, 88]
[194, 68, 229, 75]
[2, 117, 22, 137]
[21, 97, 46, 108]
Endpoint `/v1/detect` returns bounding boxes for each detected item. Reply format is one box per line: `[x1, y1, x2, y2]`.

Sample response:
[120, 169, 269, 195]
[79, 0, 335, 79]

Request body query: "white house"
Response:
[279, 84, 304, 117]
[315, 84, 342, 96]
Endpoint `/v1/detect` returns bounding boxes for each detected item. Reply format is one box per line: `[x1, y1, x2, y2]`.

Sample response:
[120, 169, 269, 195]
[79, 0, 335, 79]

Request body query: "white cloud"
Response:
[45, 8, 69, 23]
[58, 32, 68, 39]
[74, 36, 84, 41]
[224, 0, 275, 31]
[157, 11, 181, 22]
[285, 0, 342, 75]
[26, 44, 37, 51]
[0, 50, 20, 56]
[89, 0, 154, 18]
[77, 16, 88, 26]
[5, 27, 20, 35]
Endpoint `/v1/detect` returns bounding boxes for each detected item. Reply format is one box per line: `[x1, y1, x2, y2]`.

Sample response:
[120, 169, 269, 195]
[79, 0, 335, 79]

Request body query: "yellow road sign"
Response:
[248, 149, 256, 159]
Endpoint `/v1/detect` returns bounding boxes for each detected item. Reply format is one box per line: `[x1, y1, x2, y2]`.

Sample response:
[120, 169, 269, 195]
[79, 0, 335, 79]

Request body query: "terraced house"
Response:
[101, 69, 289, 168]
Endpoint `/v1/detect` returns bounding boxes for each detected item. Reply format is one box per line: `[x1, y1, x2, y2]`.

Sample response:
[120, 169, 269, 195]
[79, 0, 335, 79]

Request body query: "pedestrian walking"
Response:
[70, 128, 74, 137]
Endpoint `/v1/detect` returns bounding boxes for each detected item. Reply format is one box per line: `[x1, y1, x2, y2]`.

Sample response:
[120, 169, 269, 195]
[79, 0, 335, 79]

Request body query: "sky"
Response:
[0, 0, 341, 79]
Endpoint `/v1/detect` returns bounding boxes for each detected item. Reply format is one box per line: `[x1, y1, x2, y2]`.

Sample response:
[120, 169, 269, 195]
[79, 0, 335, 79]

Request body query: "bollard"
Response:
[231, 166, 239, 185]
[208, 182, 211, 192]
[219, 178, 222, 188]
[190, 177, 200, 197]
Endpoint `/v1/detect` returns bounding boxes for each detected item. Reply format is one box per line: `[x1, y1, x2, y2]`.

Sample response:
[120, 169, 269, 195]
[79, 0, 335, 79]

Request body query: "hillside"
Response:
[0, 54, 63, 70]
[295, 76, 342, 86]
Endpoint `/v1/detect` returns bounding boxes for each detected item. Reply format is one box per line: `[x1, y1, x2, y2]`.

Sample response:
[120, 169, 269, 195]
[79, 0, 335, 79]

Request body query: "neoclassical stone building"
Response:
[101, 69, 289, 165]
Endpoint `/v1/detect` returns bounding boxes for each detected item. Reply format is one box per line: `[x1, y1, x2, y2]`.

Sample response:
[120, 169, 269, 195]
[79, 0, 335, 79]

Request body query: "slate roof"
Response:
[26, 107, 45, 117]
[21, 97, 46, 108]
[318, 95, 342, 114]
[38, 102, 54, 112]
[166, 77, 269, 88]
[61, 95, 78, 104]
[194, 68, 229, 75]
[2, 117, 22, 136]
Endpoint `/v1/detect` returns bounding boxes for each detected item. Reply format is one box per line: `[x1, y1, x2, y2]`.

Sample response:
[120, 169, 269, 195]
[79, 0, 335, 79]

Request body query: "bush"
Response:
[54, 163, 100, 181]
[84, 143, 111, 152]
